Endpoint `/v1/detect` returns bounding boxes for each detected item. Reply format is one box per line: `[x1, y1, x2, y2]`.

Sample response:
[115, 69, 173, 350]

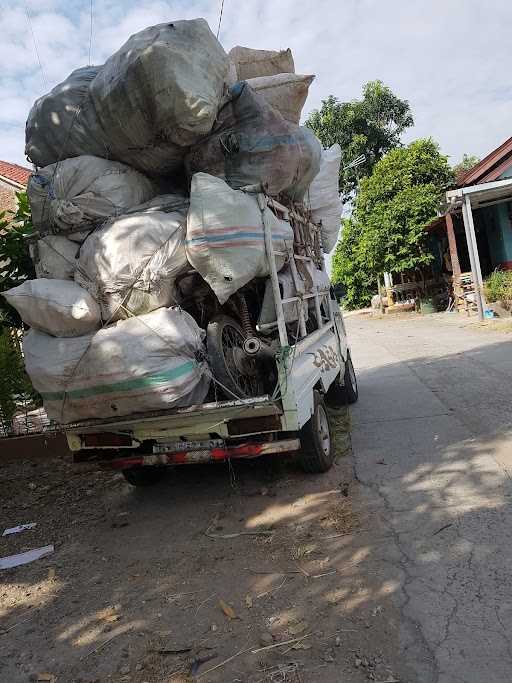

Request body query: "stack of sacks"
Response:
[11, 18, 343, 425]
[25, 19, 229, 175]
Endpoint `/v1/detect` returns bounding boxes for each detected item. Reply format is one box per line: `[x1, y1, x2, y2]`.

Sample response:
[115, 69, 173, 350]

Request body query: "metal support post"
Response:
[461, 196, 484, 320]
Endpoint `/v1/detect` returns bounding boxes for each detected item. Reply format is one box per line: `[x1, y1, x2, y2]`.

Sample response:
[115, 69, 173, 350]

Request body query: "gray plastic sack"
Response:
[229, 46, 294, 80]
[2, 279, 101, 337]
[23, 307, 210, 424]
[186, 174, 293, 304]
[25, 66, 105, 168]
[186, 82, 321, 200]
[28, 156, 157, 234]
[76, 197, 189, 322]
[90, 19, 229, 174]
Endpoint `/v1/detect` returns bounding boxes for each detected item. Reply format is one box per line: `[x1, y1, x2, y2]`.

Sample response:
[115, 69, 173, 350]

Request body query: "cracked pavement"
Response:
[347, 312, 512, 683]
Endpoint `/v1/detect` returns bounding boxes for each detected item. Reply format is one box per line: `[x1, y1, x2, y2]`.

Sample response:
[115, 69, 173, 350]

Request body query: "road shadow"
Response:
[1, 337, 512, 682]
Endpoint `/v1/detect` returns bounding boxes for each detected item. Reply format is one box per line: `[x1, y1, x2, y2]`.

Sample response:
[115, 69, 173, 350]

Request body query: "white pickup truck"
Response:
[65, 195, 358, 485]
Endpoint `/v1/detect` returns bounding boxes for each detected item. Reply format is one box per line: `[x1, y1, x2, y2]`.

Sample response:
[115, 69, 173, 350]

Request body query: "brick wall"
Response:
[0, 178, 18, 215]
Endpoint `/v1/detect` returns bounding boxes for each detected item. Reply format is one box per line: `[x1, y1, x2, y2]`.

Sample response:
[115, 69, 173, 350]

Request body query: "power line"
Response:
[24, 3, 48, 89]
[88, 0, 93, 65]
[216, 0, 225, 39]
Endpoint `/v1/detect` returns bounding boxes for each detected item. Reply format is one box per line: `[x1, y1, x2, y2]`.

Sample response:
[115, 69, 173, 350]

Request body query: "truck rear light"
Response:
[82, 433, 135, 448]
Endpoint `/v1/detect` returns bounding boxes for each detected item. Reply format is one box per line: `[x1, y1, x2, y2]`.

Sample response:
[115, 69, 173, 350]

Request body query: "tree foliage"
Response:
[453, 153, 480, 183]
[331, 139, 454, 308]
[0, 328, 39, 432]
[0, 191, 35, 328]
[0, 191, 40, 432]
[305, 81, 414, 201]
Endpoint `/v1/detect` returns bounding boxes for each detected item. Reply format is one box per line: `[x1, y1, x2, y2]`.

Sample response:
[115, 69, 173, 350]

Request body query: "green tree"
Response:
[305, 81, 414, 201]
[0, 191, 35, 328]
[453, 153, 480, 183]
[331, 218, 376, 309]
[332, 139, 454, 309]
[0, 191, 40, 432]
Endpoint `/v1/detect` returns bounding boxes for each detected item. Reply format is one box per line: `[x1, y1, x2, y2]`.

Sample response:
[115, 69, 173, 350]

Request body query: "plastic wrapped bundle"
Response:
[186, 173, 293, 304]
[28, 156, 157, 234]
[186, 82, 321, 200]
[229, 46, 294, 79]
[2, 279, 101, 337]
[23, 307, 211, 424]
[245, 73, 314, 124]
[89, 19, 229, 174]
[25, 66, 105, 168]
[306, 144, 343, 252]
[76, 197, 189, 322]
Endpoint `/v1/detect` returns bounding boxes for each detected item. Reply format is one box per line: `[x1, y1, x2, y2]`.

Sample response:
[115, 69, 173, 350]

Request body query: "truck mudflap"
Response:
[102, 438, 300, 470]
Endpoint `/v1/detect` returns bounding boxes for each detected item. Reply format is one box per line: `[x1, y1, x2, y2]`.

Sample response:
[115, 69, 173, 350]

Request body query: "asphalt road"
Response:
[347, 312, 512, 683]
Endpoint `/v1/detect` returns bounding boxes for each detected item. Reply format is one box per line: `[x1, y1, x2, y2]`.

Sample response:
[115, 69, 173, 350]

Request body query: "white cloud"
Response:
[1, 0, 511, 169]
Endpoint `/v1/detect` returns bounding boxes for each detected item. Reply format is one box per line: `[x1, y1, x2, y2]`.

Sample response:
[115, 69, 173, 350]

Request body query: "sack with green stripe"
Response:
[23, 307, 210, 424]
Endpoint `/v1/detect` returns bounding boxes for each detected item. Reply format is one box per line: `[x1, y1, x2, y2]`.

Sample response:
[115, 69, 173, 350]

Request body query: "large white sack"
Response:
[23, 307, 210, 424]
[2, 280, 100, 337]
[31, 235, 79, 280]
[28, 156, 157, 234]
[245, 73, 314, 125]
[186, 174, 293, 304]
[25, 66, 105, 168]
[306, 144, 343, 252]
[76, 198, 189, 322]
[186, 83, 321, 200]
[90, 19, 229, 173]
[229, 46, 294, 80]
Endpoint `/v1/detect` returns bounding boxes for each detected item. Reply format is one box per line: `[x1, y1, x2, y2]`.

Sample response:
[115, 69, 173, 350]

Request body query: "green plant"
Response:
[0, 327, 40, 433]
[483, 270, 512, 303]
[0, 190, 36, 328]
[0, 191, 40, 432]
[331, 218, 376, 309]
[305, 81, 413, 202]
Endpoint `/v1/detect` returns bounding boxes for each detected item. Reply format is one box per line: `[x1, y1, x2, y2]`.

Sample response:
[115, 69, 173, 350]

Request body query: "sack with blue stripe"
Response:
[186, 173, 293, 305]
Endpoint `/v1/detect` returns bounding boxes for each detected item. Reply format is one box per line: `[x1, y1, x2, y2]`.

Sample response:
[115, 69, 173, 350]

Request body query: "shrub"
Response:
[483, 270, 512, 303]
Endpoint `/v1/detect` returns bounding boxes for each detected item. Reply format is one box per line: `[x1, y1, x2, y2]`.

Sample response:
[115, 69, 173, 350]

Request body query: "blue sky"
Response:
[2, 0, 512, 171]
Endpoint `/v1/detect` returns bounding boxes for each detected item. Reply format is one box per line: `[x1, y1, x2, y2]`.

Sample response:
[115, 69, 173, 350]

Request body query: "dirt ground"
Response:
[0, 406, 406, 683]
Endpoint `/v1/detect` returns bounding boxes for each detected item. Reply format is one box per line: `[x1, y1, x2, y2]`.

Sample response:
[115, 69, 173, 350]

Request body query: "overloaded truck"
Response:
[4, 19, 358, 485]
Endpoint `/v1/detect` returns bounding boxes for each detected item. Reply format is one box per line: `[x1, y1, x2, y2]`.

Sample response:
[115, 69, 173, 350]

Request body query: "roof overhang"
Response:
[0, 174, 26, 190]
[446, 177, 512, 210]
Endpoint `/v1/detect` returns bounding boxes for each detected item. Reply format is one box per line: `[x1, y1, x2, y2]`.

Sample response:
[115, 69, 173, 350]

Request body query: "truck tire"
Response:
[298, 392, 334, 473]
[326, 351, 358, 406]
[122, 466, 165, 487]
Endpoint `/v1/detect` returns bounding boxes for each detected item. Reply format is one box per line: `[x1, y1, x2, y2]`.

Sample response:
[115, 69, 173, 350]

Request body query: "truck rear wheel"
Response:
[122, 466, 165, 487]
[326, 351, 358, 406]
[298, 392, 334, 473]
